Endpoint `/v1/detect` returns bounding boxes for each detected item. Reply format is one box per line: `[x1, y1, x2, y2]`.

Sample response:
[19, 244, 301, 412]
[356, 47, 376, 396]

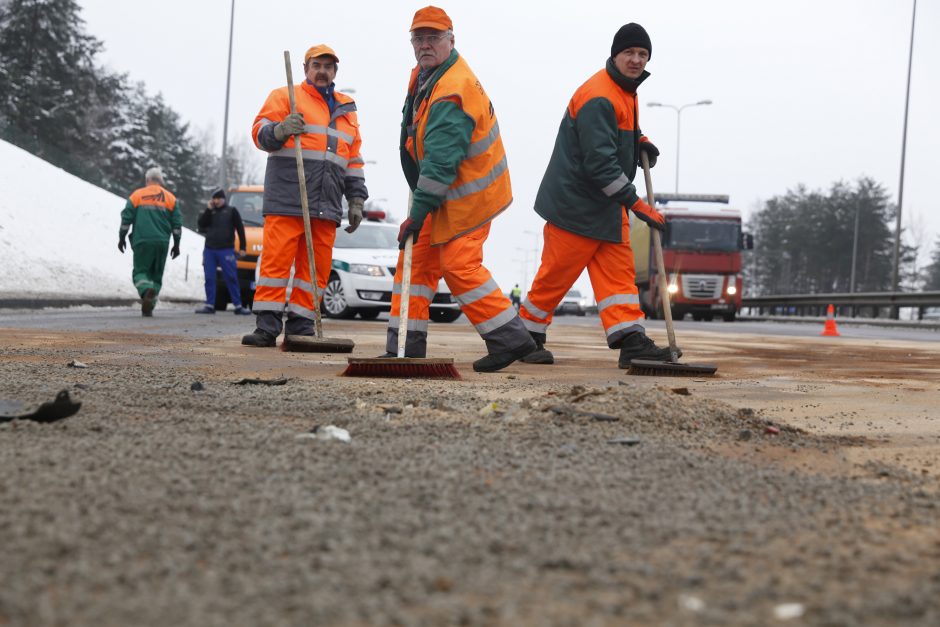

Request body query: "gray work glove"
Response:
[345, 198, 365, 233]
[273, 113, 305, 141]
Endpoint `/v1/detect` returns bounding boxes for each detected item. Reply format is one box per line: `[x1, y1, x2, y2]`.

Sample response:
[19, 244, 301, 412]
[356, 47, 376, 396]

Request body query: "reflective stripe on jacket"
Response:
[120, 184, 181, 245]
[535, 60, 652, 243]
[403, 51, 512, 246]
[252, 82, 367, 223]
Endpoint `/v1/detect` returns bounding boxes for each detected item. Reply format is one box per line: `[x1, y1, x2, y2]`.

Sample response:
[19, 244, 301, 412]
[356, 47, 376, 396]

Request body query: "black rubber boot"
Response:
[141, 288, 156, 317]
[617, 332, 681, 368]
[473, 340, 539, 373]
[520, 331, 553, 365]
[241, 329, 277, 347]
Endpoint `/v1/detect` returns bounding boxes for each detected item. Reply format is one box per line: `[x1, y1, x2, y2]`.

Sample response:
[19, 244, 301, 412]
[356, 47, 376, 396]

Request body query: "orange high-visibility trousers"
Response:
[386, 222, 531, 357]
[520, 207, 645, 348]
[251, 214, 335, 322]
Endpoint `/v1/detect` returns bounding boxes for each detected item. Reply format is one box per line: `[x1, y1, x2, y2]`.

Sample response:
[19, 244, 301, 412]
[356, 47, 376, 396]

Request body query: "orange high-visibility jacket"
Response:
[406, 54, 512, 245]
[252, 83, 366, 223]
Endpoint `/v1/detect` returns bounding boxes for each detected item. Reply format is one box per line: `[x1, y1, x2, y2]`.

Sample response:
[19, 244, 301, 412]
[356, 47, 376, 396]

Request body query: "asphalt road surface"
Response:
[1, 304, 938, 626]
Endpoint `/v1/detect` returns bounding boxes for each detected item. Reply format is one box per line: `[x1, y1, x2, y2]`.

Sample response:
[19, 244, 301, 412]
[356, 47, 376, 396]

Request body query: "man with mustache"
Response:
[384, 5, 549, 372]
[519, 23, 680, 368]
[243, 45, 368, 347]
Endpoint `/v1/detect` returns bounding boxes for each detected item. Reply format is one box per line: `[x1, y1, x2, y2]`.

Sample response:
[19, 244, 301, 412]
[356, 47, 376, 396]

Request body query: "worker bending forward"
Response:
[520, 23, 680, 368]
[243, 44, 367, 347]
[385, 6, 548, 372]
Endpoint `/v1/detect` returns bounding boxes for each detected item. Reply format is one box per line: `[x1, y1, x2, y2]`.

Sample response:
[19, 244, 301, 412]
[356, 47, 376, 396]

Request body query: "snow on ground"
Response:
[0, 139, 204, 301]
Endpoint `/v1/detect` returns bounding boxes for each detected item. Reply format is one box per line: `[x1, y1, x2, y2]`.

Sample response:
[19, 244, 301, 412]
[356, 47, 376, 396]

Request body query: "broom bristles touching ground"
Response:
[342, 358, 461, 379]
[627, 359, 718, 377]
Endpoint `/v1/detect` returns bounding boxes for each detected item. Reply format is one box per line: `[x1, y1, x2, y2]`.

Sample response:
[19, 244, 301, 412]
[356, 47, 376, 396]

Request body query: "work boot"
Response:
[194, 304, 215, 314]
[473, 340, 539, 373]
[233, 306, 252, 315]
[520, 331, 554, 365]
[617, 332, 681, 369]
[141, 288, 156, 317]
[241, 329, 277, 347]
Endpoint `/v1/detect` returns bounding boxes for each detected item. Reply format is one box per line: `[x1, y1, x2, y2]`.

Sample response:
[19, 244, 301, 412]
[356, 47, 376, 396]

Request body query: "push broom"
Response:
[628, 151, 717, 376]
[342, 200, 460, 379]
[280, 50, 354, 354]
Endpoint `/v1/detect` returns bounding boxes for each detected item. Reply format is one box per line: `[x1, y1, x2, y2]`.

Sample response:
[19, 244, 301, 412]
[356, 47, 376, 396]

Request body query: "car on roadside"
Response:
[555, 289, 589, 316]
[254, 212, 462, 322]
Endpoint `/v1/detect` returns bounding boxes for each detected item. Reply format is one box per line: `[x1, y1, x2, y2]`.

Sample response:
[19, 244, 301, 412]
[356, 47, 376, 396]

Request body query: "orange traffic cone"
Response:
[820, 304, 840, 337]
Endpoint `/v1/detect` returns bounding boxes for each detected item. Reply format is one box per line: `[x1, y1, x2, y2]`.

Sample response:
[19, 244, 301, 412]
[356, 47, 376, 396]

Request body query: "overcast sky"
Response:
[78, 0, 938, 298]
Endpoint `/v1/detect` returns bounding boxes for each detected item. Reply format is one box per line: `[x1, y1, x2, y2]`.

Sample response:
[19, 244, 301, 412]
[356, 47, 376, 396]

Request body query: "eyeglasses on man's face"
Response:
[410, 33, 449, 46]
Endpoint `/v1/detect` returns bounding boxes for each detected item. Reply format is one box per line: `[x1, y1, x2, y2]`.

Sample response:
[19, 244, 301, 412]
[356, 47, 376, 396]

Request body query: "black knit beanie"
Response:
[611, 23, 651, 60]
[210, 186, 225, 200]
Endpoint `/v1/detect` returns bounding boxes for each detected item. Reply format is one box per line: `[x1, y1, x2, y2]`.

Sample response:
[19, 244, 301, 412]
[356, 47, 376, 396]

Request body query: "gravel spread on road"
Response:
[1, 337, 938, 626]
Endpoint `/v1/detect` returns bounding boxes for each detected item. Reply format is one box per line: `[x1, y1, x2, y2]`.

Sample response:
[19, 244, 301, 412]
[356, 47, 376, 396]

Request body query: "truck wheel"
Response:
[723, 311, 737, 322]
[322, 274, 355, 319]
[430, 309, 462, 323]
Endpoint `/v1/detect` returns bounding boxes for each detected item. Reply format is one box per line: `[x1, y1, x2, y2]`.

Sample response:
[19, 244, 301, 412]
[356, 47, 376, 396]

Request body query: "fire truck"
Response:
[630, 193, 754, 322]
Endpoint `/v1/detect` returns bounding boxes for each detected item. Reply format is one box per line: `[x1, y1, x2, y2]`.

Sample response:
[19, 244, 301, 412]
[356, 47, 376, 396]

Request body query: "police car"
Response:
[255, 211, 462, 322]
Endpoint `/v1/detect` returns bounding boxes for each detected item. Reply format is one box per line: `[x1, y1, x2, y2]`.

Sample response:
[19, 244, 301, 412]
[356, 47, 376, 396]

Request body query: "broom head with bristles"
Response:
[628, 359, 718, 376]
[282, 334, 355, 353]
[342, 357, 461, 379]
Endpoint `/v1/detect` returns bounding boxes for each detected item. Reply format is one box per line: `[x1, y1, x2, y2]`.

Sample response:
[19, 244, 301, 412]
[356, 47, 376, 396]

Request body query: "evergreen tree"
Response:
[924, 238, 940, 291]
[0, 0, 103, 163]
[748, 178, 895, 294]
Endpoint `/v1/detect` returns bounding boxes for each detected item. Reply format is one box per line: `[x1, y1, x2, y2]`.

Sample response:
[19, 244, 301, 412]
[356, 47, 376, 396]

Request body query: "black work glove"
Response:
[638, 141, 660, 168]
[630, 198, 666, 232]
[170, 244, 180, 259]
[345, 198, 364, 233]
[273, 113, 305, 141]
[397, 217, 423, 250]
[118, 238, 126, 253]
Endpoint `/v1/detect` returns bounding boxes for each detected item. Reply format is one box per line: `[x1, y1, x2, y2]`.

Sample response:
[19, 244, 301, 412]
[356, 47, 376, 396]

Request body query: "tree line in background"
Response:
[745, 179, 940, 295]
[0, 0, 257, 229]
[1, 1, 938, 295]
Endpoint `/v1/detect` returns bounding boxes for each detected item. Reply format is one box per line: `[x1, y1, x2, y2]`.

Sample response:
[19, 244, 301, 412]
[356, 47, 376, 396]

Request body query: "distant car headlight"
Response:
[667, 283, 679, 294]
[348, 264, 384, 276]
[726, 285, 737, 295]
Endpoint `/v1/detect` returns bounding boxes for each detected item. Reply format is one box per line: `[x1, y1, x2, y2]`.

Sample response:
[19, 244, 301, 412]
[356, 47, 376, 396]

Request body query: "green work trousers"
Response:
[132, 240, 169, 298]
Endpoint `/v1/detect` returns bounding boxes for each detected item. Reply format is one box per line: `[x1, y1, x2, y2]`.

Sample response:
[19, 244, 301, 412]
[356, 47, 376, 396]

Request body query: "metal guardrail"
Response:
[742, 291, 940, 320]
[743, 291, 940, 308]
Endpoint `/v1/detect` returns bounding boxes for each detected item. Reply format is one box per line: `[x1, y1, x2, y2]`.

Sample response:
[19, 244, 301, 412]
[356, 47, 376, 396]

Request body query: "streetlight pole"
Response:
[220, 0, 235, 188]
[523, 229, 541, 284]
[891, 0, 917, 314]
[646, 99, 712, 192]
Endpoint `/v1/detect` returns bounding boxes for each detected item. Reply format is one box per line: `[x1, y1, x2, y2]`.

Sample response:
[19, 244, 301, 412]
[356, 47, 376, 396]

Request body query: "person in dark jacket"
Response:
[195, 187, 251, 315]
[519, 23, 679, 369]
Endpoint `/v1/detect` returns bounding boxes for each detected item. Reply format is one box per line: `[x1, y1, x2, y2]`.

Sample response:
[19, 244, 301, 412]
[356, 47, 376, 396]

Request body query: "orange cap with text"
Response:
[410, 6, 452, 31]
[304, 44, 339, 64]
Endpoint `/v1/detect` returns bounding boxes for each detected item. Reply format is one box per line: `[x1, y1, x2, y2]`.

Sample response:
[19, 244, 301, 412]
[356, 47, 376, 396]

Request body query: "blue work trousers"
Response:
[203, 247, 242, 308]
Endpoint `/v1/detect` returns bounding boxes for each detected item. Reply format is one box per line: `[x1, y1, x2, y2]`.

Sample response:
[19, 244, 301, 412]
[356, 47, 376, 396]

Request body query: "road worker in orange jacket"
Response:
[242, 44, 368, 347]
[384, 6, 549, 372]
[519, 23, 681, 368]
[118, 166, 181, 317]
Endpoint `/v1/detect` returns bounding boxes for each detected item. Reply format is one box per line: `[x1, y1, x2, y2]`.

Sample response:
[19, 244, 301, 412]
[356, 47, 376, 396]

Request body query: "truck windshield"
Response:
[334, 223, 400, 249]
[227, 191, 265, 227]
[665, 219, 741, 252]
